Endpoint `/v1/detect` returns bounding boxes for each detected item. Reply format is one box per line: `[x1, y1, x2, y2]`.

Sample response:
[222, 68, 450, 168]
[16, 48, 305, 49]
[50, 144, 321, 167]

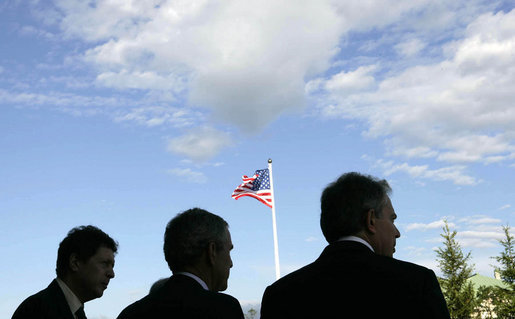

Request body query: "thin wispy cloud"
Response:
[459, 230, 505, 240]
[376, 160, 479, 185]
[113, 106, 196, 128]
[166, 126, 233, 162]
[408, 216, 506, 249]
[406, 220, 455, 232]
[465, 217, 502, 225]
[305, 236, 319, 242]
[394, 38, 426, 57]
[460, 227, 505, 249]
[167, 168, 208, 184]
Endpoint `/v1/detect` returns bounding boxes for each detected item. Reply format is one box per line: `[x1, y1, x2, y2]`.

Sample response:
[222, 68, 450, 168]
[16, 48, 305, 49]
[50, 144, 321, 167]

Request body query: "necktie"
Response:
[75, 306, 87, 319]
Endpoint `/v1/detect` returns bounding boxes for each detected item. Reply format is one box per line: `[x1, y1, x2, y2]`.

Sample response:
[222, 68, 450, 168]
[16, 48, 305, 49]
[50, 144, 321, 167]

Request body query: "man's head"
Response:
[56, 225, 118, 302]
[320, 172, 400, 257]
[164, 208, 233, 291]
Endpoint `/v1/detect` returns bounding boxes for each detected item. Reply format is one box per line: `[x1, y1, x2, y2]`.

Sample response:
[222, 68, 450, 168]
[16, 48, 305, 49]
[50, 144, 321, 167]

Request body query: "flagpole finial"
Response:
[268, 158, 272, 163]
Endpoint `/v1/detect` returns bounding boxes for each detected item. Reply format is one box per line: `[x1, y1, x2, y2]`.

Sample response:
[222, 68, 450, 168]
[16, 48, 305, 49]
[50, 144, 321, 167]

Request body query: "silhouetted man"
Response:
[12, 225, 118, 319]
[118, 208, 244, 319]
[260, 172, 450, 319]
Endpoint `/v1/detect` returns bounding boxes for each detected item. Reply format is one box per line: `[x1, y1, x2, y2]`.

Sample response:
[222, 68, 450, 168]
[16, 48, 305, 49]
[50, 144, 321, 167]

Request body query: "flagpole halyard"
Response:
[268, 158, 281, 280]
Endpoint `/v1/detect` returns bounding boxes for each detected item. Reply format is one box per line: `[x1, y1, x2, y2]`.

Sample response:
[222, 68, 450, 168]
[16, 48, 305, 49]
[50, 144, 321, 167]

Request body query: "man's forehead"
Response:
[385, 196, 397, 216]
[226, 229, 233, 242]
[95, 246, 115, 258]
[224, 228, 234, 248]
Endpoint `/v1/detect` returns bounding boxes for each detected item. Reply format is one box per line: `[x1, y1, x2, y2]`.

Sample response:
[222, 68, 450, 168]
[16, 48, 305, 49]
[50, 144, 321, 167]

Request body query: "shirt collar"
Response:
[175, 272, 209, 290]
[56, 277, 83, 316]
[337, 235, 375, 253]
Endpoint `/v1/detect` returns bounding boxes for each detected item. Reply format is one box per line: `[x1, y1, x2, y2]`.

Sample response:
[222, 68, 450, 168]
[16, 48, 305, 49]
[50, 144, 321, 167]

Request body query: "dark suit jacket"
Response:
[12, 279, 75, 319]
[117, 274, 244, 319]
[261, 241, 450, 319]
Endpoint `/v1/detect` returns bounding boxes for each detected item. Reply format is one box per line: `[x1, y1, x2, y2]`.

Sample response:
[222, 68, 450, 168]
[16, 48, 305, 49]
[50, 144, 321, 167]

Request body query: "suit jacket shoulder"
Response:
[12, 280, 75, 319]
[118, 275, 243, 319]
[261, 241, 449, 319]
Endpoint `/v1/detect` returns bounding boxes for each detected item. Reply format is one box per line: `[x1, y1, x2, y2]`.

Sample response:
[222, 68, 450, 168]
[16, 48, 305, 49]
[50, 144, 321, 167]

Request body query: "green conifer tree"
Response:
[436, 220, 477, 319]
[478, 225, 515, 318]
[245, 308, 257, 319]
[495, 225, 515, 287]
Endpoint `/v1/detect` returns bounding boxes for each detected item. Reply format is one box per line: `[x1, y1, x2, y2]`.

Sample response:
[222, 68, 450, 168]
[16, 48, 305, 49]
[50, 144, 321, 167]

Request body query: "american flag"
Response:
[231, 168, 273, 208]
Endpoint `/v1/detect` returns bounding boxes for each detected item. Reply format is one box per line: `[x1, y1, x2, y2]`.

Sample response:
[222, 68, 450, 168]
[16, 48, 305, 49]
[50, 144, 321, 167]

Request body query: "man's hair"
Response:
[164, 208, 228, 272]
[56, 225, 118, 278]
[320, 172, 391, 243]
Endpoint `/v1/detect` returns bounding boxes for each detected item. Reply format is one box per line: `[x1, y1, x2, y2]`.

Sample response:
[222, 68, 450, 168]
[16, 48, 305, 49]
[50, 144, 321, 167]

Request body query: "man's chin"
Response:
[83, 291, 103, 303]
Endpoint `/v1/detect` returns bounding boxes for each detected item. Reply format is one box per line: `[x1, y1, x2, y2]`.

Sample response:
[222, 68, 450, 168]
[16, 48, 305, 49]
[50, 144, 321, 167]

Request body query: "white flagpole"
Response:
[268, 158, 281, 280]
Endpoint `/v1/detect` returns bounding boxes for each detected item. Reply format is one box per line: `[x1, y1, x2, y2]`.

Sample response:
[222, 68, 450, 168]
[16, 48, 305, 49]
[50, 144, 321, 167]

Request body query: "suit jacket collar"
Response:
[319, 240, 376, 259]
[337, 235, 374, 252]
[169, 274, 206, 291]
[56, 277, 83, 315]
[47, 279, 77, 319]
[174, 272, 209, 290]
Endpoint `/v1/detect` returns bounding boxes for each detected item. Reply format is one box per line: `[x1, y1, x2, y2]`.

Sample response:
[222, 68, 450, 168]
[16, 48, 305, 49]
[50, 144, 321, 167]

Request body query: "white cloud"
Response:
[417, 215, 505, 248]
[457, 235, 502, 248]
[330, 0, 432, 32]
[0, 89, 122, 112]
[376, 159, 479, 185]
[113, 106, 196, 128]
[9, 1, 515, 173]
[305, 236, 319, 242]
[55, 0, 157, 42]
[97, 70, 186, 92]
[167, 168, 208, 184]
[459, 230, 505, 240]
[406, 219, 455, 231]
[166, 126, 233, 161]
[324, 65, 377, 94]
[499, 204, 511, 210]
[395, 38, 426, 57]
[319, 9, 515, 167]
[0, 89, 200, 130]
[47, 0, 451, 133]
[465, 217, 502, 225]
[60, 0, 349, 132]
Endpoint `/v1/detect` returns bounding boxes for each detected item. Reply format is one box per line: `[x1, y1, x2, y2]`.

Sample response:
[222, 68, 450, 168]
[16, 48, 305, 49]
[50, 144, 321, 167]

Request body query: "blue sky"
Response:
[1, 0, 515, 318]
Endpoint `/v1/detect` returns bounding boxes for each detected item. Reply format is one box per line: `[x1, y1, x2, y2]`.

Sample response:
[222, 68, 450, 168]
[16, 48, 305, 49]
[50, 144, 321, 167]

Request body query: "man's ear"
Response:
[69, 253, 80, 272]
[365, 209, 377, 234]
[207, 242, 217, 266]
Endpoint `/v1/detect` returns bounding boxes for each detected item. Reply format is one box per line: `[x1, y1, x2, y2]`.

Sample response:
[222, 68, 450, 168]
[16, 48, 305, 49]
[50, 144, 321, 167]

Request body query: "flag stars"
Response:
[252, 169, 270, 191]
[232, 168, 273, 208]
